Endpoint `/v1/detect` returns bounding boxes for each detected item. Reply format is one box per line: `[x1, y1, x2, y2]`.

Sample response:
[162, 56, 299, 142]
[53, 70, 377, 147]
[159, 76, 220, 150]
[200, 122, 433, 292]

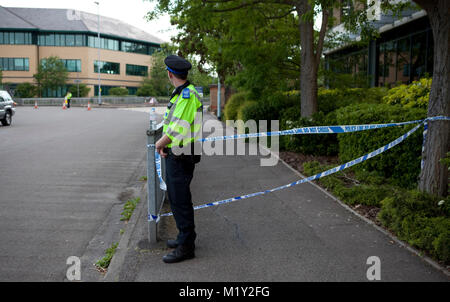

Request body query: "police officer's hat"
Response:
[164, 55, 192, 75]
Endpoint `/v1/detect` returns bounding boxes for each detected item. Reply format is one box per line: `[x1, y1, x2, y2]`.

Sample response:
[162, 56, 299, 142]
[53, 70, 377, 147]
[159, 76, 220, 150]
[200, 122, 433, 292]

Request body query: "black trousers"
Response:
[165, 151, 196, 247]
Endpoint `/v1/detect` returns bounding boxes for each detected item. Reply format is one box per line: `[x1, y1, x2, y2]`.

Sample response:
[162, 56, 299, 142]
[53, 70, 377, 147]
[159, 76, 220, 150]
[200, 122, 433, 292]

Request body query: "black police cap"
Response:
[164, 55, 192, 75]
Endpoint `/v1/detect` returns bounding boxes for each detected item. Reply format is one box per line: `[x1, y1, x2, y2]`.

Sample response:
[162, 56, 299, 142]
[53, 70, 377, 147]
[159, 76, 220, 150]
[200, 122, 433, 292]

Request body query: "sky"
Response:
[0, 0, 177, 42]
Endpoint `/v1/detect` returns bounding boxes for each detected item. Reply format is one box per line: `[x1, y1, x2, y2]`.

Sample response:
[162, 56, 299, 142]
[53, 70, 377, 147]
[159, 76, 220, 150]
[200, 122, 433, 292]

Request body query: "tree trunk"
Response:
[297, 3, 318, 118]
[418, 0, 450, 197]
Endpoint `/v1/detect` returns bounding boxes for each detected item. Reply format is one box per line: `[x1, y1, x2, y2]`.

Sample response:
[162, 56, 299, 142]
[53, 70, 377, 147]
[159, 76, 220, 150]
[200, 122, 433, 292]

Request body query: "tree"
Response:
[33, 56, 68, 97]
[187, 56, 216, 95]
[146, 0, 375, 117]
[138, 50, 172, 97]
[411, 0, 449, 197]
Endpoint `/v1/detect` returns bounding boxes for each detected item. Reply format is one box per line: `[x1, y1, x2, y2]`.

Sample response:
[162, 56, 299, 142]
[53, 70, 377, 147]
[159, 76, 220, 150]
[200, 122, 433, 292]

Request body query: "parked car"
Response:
[0, 90, 16, 126]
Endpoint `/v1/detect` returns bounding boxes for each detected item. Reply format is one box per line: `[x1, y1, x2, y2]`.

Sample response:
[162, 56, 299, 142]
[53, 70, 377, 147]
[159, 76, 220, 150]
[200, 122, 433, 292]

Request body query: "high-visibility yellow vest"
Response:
[163, 84, 202, 148]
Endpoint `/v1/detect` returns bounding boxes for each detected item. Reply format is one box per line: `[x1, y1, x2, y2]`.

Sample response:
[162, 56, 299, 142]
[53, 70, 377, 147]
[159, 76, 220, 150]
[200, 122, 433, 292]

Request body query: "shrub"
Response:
[108, 87, 128, 96]
[378, 190, 450, 263]
[224, 91, 249, 121]
[237, 90, 298, 123]
[280, 109, 339, 155]
[68, 84, 90, 97]
[318, 87, 386, 114]
[382, 78, 431, 109]
[15, 83, 38, 98]
[302, 161, 394, 207]
[335, 103, 426, 188]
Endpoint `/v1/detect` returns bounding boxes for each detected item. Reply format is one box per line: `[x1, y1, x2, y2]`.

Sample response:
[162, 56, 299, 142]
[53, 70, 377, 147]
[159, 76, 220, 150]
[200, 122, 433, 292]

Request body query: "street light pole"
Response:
[94, 1, 101, 105]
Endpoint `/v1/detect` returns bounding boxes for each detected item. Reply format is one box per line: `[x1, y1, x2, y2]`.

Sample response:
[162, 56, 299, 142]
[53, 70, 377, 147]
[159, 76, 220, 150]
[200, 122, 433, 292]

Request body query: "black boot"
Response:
[163, 244, 195, 263]
[166, 239, 179, 248]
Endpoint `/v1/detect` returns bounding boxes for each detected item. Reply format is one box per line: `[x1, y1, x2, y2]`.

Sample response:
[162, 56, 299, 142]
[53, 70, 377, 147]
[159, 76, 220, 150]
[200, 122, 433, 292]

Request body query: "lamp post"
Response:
[94, 1, 101, 105]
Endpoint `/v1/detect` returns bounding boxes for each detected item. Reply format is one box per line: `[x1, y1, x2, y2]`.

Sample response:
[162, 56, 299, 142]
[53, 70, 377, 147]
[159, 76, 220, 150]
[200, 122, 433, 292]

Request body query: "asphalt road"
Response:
[0, 106, 151, 281]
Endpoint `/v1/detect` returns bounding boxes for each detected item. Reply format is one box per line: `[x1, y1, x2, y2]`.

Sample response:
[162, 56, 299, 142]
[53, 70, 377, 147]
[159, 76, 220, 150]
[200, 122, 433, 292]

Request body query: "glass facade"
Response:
[40, 58, 81, 72]
[88, 36, 119, 51]
[122, 41, 160, 55]
[378, 29, 433, 86]
[0, 32, 32, 44]
[126, 64, 148, 76]
[94, 85, 116, 96]
[122, 41, 147, 54]
[62, 59, 81, 72]
[0, 57, 29, 71]
[327, 48, 369, 86]
[94, 60, 120, 74]
[38, 33, 86, 46]
[328, 23, 434, 88]
[1, 31, 160, 55]
[127, 87, 138, 95]
[42, 86, 69, 98]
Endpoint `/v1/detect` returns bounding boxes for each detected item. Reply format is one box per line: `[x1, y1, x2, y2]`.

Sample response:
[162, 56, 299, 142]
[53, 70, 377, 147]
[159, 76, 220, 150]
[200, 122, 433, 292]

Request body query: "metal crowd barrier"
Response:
[146, 119, 167, 244]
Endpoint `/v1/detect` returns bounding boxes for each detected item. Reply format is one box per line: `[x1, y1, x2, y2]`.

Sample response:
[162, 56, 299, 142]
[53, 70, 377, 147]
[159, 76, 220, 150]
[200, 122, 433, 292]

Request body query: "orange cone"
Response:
[87, 101, 91, 111]
[62, 100, 67, 110]
[34, 101, 38, 109]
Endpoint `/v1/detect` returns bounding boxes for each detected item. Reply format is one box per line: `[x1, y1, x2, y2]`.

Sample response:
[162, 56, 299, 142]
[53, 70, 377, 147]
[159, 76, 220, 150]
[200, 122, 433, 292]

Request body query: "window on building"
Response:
[122, 41, 150, 55]
[127, 87, 138, 95]
[63, 59, 81, 72]
[411, 31, 427, 81]
[75, 35, 84, 46]
[0, 31, 32, 45]
[0, 57, 30, 71]
[396, 36, 411, 84]
[40, 58, 81, 72]
[94, 61, 120, 74]
[378, 41, 397, 86]
[88, 36, 119, 51]
[38, 33, 86, 46]
[126, 64, 148, 76]
[43, 85, 69, 97]
[94, 85, 116, 96]
[66, 35, 75, 46]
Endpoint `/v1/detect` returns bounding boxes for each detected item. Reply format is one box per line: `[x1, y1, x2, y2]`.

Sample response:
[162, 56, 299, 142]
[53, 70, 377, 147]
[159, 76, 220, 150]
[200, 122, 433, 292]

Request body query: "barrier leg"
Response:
[147, 129, 158, 244]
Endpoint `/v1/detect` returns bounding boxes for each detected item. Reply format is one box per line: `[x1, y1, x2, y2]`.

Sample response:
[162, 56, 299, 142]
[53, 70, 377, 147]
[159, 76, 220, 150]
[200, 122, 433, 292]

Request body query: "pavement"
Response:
[0, 106, 150, 281]
[105, 112, 449, 282]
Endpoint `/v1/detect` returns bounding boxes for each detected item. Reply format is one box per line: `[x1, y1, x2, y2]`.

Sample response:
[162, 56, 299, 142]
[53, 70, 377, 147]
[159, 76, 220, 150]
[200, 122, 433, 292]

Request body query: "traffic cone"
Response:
[87, 101, 91, 111]
[62, 100, 67, 110]
[34, 101, 38, 109]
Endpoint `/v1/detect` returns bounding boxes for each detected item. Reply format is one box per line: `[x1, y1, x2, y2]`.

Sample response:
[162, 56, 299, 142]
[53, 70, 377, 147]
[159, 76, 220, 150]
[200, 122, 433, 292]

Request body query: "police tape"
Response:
[148, 116, 449, 222]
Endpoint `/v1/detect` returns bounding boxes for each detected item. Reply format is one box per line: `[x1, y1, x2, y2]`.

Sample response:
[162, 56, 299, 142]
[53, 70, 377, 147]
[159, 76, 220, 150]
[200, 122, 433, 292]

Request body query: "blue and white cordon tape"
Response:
[147, 116, 449, 222]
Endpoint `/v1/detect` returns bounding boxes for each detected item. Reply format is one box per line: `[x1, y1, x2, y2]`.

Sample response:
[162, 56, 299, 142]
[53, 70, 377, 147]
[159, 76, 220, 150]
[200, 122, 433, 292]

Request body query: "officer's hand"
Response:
[158, 146, 168, 158]
[155, 140, 168, 158]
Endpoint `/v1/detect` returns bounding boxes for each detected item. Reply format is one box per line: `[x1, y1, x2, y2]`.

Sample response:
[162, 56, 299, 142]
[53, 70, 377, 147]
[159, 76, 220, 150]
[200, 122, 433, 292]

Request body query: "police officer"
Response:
[65, 91, 72, 108]
[155, 55, 203, 263]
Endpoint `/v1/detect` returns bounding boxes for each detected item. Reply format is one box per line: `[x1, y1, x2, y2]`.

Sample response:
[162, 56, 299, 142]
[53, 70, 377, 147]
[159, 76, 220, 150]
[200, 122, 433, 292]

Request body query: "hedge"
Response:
[108, 87, 128, 96]
[335, 103, 427, 188]
[280, 109, 339, 156]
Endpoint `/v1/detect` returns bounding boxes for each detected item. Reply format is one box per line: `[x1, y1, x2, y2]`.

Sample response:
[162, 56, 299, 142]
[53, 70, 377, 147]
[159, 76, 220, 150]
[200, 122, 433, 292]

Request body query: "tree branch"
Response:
[204, 0, 295, 12]
[315, 6, 329, 67]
